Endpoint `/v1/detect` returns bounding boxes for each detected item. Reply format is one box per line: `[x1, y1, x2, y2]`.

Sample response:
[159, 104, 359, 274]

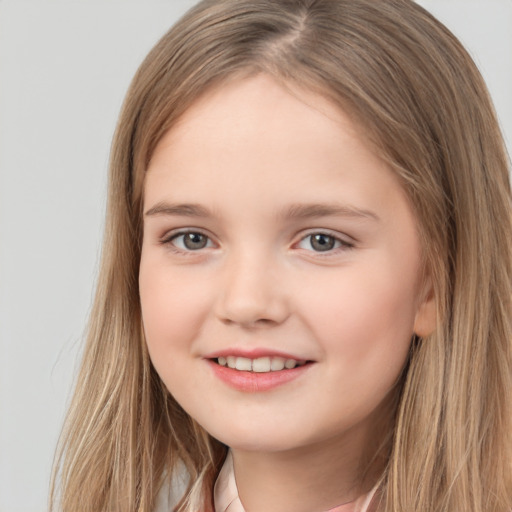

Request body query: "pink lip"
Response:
[206, 359, 313, 392]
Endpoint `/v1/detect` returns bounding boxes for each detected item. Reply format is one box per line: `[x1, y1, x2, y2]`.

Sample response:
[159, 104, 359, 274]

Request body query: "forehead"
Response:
[144, 74, 414, 236]
[148, 73, 371, 176]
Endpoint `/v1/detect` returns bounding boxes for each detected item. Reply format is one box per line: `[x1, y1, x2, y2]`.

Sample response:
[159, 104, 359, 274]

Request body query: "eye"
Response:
[297, 233, 352, 252]
[166, 231, 214, 251]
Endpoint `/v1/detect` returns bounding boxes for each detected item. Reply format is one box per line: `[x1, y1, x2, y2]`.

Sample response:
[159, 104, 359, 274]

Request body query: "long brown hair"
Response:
[50, 1, 512, 510]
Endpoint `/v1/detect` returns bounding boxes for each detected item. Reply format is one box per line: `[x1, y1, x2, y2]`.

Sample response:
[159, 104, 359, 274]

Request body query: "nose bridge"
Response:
[215, 244, 289, 327]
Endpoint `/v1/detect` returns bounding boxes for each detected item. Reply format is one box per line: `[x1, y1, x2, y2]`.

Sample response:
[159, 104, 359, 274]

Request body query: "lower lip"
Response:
[207, 360, 312, 392]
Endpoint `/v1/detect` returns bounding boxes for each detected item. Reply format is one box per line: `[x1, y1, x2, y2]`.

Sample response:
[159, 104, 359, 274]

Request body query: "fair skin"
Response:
[139, 74, 435, 512]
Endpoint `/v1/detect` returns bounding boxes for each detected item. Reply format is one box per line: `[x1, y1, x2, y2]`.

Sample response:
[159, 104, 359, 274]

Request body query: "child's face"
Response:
[139, 74, 434, 454]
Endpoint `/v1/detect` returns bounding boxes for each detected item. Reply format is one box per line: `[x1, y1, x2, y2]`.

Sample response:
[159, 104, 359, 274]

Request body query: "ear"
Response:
[413, 277, 437, 338]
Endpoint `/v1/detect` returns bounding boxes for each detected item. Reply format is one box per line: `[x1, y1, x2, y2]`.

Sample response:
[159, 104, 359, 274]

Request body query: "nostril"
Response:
[220, 316, 281, 328]
[214, 274, 290, 327]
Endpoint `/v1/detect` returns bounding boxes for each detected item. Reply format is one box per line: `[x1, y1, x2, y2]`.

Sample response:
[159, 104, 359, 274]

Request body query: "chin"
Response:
[205, 422, 315, 454]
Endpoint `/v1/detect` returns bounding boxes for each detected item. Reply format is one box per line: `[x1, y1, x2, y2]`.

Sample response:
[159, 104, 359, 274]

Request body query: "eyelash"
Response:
[296, 232, 355, 254]
[160, 230, 214, 255]
[160, 229, 355, 256]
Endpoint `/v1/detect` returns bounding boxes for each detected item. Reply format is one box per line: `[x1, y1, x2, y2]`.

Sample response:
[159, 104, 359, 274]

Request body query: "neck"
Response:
[231, 421, 389, 512]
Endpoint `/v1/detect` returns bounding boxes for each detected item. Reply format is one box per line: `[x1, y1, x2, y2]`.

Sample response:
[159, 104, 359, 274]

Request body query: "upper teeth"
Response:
[217, 356, 304, 372]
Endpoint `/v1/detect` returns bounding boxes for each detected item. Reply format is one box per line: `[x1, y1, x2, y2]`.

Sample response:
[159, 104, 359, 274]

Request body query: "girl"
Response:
[50, 1, 512, 511]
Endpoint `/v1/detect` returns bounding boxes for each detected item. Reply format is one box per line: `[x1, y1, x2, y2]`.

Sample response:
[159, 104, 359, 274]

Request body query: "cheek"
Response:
[300, 261, 418, 368]
[139, 259, 210, 364]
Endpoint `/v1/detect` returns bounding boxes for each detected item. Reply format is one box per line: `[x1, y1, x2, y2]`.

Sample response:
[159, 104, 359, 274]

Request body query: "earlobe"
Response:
[413, 280, 437, 338]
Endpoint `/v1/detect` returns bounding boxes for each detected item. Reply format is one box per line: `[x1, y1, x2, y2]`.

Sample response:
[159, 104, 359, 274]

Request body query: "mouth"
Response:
[204, 349, 315, 391]
[213, 355, 309, 373]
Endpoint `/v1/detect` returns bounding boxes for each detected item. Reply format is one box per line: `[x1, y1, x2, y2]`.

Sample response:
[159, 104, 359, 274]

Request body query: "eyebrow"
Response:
[145, 202, 211, 217]
[280, 203, 379, 222]
[144, 201, 379, 222]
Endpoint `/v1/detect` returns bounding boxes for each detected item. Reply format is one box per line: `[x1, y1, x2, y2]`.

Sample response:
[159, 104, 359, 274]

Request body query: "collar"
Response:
[214, 451, 245, 512]
[213, 451, 379, 512]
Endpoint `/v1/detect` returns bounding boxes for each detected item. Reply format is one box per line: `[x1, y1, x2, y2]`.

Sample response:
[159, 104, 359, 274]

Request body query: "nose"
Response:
[214, 250, 290, 328]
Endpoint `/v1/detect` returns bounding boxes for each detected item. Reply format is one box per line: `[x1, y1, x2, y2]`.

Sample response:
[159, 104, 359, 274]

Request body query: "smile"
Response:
[216, 356, 307, 372]
[207, 353, 314, 392]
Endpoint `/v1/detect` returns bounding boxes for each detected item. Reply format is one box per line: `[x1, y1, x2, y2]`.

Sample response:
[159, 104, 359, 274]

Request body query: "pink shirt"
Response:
[214, 452, 379, 512]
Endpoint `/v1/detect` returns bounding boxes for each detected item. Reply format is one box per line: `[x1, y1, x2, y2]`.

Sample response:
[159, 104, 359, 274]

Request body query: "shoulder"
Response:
[154, 464, 189, 512]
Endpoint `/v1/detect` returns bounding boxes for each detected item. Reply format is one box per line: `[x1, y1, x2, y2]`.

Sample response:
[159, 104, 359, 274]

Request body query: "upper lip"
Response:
[203, 348, 310, 362]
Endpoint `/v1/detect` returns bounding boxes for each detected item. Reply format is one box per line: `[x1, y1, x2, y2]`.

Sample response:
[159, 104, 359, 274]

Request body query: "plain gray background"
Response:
[0, 2, 510, 511]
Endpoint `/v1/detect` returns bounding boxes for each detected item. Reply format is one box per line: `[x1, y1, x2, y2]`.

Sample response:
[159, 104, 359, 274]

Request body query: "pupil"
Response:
[311, 234, 334, 251]
[184, 233, 207, 250]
